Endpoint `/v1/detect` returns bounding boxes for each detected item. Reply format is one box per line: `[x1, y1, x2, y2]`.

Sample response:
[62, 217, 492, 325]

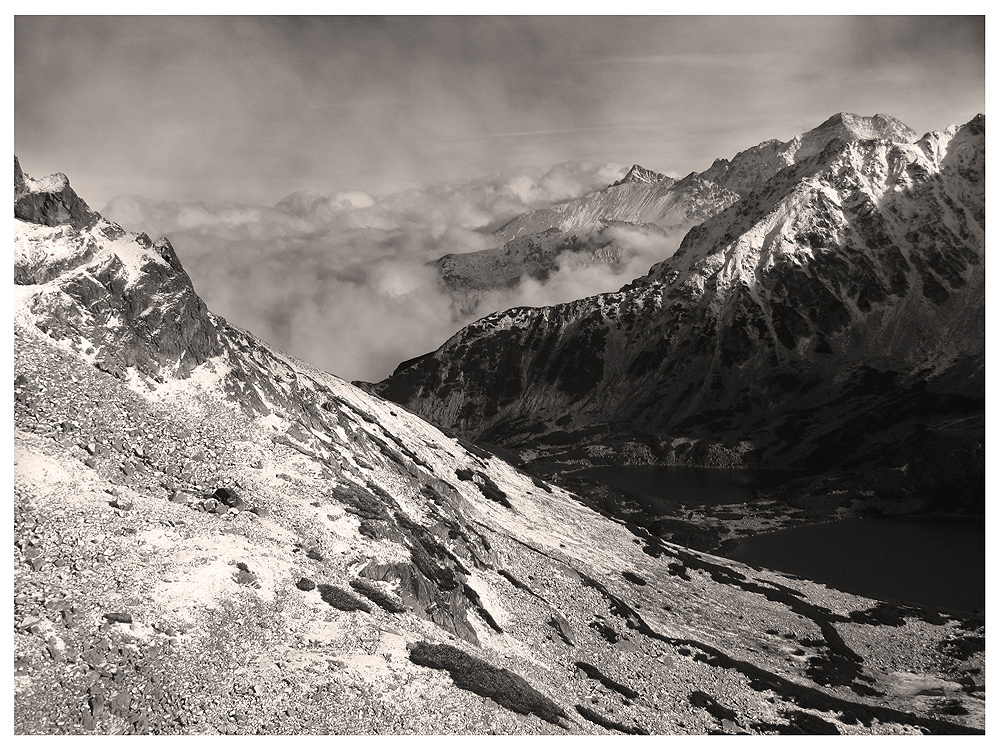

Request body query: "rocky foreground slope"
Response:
[375, 115, 985, 503]
[12, 158, 984, 735]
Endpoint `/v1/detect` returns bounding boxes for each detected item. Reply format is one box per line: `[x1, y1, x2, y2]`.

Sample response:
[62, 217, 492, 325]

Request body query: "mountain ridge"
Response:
[433, 114, 924, 313]
[374, 115, 984, 489]
[487, 112, 920, 245]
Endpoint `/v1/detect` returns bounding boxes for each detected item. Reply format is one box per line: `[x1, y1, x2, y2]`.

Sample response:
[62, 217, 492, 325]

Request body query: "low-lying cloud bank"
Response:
[102, 161, 684, 382]
[472, 224, 684, 313]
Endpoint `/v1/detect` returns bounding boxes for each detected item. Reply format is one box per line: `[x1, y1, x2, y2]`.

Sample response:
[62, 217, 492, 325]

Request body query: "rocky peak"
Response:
[14, 158, 222, 383]
[699, 115, 918, 198]
[795, 112, 918, 160]
[612, 164, 673, 187]
[812, 112, 916, 139]
[14, 156, 99, 231]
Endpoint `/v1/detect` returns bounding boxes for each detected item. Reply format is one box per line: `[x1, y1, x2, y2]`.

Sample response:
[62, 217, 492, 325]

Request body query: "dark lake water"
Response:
[728, 517, 985, 613]
[579, 464, 793, 510]
[578, 465, 985, 613]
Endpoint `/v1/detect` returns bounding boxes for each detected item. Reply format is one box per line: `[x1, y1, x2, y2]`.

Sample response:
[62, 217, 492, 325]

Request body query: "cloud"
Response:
[17, 16, 983, 214]
[102, 161, 643, 383]
[470, 224, 685, 315]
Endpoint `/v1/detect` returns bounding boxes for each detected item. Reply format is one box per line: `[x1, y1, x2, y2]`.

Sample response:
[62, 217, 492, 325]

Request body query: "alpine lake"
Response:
[576, 464, 984, 614]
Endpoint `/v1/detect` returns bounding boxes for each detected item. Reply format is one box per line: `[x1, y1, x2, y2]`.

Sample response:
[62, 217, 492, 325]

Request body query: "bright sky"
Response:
[15, 14, 985, 209]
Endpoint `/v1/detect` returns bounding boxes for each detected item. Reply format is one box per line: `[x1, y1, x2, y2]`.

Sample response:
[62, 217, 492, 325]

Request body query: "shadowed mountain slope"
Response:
[374, 116, 984, 490]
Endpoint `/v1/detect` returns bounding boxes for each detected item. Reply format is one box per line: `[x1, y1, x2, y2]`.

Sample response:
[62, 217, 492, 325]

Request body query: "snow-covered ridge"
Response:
[483, 113, 920, 252]
[14, 216, 172, 288]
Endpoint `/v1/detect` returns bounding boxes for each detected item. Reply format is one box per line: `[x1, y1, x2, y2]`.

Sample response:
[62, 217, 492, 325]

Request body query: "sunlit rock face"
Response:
[375, 115, 985, 473]
[15, 160, 222, 383]
[15, 156, 100, 231]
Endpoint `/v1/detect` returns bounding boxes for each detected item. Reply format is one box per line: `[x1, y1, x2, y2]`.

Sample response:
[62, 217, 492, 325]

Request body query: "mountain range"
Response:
[12, 109, 986, 736]
[426, 114, 925, 322]
[373, 114, 985, 515]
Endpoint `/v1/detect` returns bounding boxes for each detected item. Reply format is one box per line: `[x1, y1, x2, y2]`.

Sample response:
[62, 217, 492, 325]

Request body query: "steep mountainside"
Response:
[13, 158, 984, 734]
[375, 116, 984, 492]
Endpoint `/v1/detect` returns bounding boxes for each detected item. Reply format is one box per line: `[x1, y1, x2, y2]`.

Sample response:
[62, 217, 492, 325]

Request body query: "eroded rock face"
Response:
[375, 116, 986, 471]
[13, 159, 308, 413]
[14, 157, 99, 231]
[15, 210, 223, 382]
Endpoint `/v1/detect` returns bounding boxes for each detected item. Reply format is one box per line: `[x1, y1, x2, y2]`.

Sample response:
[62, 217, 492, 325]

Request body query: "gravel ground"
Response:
[13, 322, 985, 736]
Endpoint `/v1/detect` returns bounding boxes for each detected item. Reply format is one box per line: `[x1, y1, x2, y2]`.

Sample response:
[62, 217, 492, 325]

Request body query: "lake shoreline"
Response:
[544, 463, 984, 615]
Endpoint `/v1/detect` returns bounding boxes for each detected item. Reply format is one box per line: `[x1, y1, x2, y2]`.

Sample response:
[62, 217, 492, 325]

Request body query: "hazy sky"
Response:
[15, 16, 985, 209]
[13, 14, 987, 383]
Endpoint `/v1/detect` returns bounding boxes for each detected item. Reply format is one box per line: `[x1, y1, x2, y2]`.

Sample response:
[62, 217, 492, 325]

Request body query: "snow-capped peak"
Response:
[794, 112, 918, 160]
[612, 164, 673, 187]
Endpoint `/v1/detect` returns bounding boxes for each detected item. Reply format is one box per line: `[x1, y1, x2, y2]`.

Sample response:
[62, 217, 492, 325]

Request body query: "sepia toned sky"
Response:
[15, 15, 985, 209]
[13, 13, 988, 382]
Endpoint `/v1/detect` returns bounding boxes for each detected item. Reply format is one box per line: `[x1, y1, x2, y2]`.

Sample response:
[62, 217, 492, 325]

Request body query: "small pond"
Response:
[579, 464, 794, 510]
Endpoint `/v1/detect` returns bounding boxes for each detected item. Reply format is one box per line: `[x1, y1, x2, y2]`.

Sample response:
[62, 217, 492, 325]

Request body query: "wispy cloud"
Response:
[146, 97, 190, 110]
[102, 160, 631, 382]
[572, 53, 756, 67]
[302, 98, 398, 110]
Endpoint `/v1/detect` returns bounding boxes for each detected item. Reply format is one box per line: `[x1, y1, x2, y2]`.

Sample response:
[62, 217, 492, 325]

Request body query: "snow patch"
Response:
[138, 356, 232, 405]
[103, 234, 169, 286]
[23, 172, 70, 193]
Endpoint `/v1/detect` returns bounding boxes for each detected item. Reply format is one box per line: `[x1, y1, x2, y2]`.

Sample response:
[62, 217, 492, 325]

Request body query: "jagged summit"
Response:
[14, 158, 219, 381]
[794, 112, 918, 161]
[14, 156, 98, 231]
[611, 164, 673, 187]
[811, 112, 917, 141]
